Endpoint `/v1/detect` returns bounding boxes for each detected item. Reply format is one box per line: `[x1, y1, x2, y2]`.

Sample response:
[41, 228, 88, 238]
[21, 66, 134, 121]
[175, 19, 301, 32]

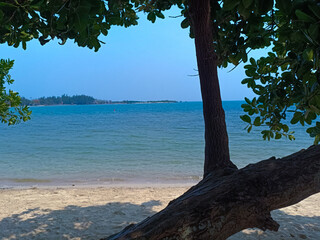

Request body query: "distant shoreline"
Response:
[27, 100, 180, 107]
[21, 94, 177, 106]
[21, 94, 179, 107]
[22, 95, 245, 107]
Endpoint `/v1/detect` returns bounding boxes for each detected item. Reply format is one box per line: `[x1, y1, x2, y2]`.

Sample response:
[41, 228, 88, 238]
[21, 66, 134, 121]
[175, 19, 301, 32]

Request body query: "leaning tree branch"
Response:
[103, 145, 320, 240]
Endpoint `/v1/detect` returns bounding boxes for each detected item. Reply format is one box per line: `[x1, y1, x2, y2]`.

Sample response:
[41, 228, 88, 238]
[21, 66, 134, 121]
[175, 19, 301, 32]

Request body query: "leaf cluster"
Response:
[0, 0, 137, 51]
[238, 0, 320, 144]
[0, 0, 185, 51]
[0, 59, 31, 125]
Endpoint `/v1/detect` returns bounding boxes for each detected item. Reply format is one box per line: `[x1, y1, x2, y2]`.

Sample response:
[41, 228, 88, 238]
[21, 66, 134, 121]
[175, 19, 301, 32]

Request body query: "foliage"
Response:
[22, 94, 96, 105]
[0, 59, 31, 125]
[234, 0, 320, 144]
[0, 0, 319, 142]
[0, 0, 175, 51]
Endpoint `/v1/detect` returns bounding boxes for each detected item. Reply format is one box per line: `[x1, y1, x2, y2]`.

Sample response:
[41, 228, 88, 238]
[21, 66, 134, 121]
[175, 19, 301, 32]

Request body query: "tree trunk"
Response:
[101, 1, 320, 239]
[103, 145, 320, 240]
[188, 0, 237, 176]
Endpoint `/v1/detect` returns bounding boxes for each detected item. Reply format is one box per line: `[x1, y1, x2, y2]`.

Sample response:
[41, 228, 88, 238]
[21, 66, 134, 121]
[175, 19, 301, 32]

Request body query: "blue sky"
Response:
[1, 8, 256, 101]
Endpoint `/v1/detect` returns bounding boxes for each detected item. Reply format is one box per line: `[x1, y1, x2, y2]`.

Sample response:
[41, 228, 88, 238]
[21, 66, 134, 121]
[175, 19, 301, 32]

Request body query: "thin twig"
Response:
[169, 15, 183, 18]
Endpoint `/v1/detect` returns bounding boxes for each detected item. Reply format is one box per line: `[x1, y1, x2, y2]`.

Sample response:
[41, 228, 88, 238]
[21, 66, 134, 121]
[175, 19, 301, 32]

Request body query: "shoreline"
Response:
[26, 100, 180, 107]
[0, 181, 197, 190]
[25, 100, 244, 107]
[0, 177, 200, 190]
[0, 186, 319, 239]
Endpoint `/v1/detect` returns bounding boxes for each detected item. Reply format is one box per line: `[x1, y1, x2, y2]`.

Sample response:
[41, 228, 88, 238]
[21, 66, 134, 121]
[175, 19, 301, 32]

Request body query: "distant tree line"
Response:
[21, 94, 109, 106]
[20, 95, 177, 106]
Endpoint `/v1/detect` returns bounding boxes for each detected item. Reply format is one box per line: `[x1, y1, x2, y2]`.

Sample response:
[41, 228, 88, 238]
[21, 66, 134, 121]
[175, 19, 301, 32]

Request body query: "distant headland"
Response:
[21, 95, 178, 106]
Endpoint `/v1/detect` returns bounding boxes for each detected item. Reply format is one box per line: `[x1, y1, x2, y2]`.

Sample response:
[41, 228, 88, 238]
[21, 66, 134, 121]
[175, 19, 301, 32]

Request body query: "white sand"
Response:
[0, 187, 319, 239]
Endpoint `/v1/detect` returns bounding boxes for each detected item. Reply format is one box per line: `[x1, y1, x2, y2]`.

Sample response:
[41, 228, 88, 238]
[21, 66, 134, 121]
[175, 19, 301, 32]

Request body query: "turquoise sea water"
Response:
[0, 101, 314, 187]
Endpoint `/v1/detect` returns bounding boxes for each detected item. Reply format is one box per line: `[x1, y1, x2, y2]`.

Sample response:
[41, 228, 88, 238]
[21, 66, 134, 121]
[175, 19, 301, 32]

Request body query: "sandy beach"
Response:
[0, 186, 319, 240]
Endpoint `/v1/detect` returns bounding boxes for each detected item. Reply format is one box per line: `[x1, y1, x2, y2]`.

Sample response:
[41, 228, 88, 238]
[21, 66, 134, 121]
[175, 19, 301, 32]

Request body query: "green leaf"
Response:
[276, 0, 291, 13]
[0, 2, 16, 7]
[302, 48, 313, 61]
[238, 2, 251, 19]
[256, 0, 273, 14]
[101, 23, 109, 36]
[74, 2, 92, 32]
[295, 9, 316, 22]
[147, 12, 156, 23]
[241, 103, 251, 110]
[223, 0, 240, 10]
[240, 114, 251, 123]
[282, 124, 289, 132]
[244, 97, 251, 104]
[275, 132, 282, 139]
[261, 130, 270, 140]
[291, 112, 302, 124]
[307, 126, 320, 138]
[22, 41, 26, 50]
[180, 18, 189, 29]
[253, 117, 261, 126]
[308, 24, 319, 40]
[241, 78, 251, 84]
[155, 11, 165, 19]
[245, 69, 257, 78]
[249, 58, 256, 66]
[309, 105, 320, 114]
[242, 0, 253, 8]
[288, 134, 295, 141]
[222, 60, 228, 68]
[308, 4, 320, 19]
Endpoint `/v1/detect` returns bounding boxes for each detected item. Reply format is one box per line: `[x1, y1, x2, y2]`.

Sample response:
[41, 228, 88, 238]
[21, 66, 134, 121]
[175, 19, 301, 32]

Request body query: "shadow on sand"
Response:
[0, 200, 160, 240]
[1, 205, 320, 240]
[229, 210, 320, 240]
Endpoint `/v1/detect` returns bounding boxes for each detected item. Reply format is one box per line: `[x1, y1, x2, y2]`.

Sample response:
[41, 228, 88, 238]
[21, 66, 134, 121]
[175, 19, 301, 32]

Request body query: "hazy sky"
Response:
[1, 8, 257, 101]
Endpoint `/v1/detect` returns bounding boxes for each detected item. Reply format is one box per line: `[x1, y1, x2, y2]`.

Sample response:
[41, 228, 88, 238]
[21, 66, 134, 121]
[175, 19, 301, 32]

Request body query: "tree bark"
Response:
[103, 145, 320, 240]
[188, 0, 237, 176]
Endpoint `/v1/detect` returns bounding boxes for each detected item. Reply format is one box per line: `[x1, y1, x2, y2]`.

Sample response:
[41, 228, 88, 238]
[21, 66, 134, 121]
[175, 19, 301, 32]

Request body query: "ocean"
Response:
[0, 101, 314, 188]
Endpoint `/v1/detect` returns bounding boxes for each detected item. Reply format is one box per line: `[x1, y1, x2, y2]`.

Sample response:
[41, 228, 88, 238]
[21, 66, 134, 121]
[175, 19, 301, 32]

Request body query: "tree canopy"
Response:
[0, 0, 319, 142]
